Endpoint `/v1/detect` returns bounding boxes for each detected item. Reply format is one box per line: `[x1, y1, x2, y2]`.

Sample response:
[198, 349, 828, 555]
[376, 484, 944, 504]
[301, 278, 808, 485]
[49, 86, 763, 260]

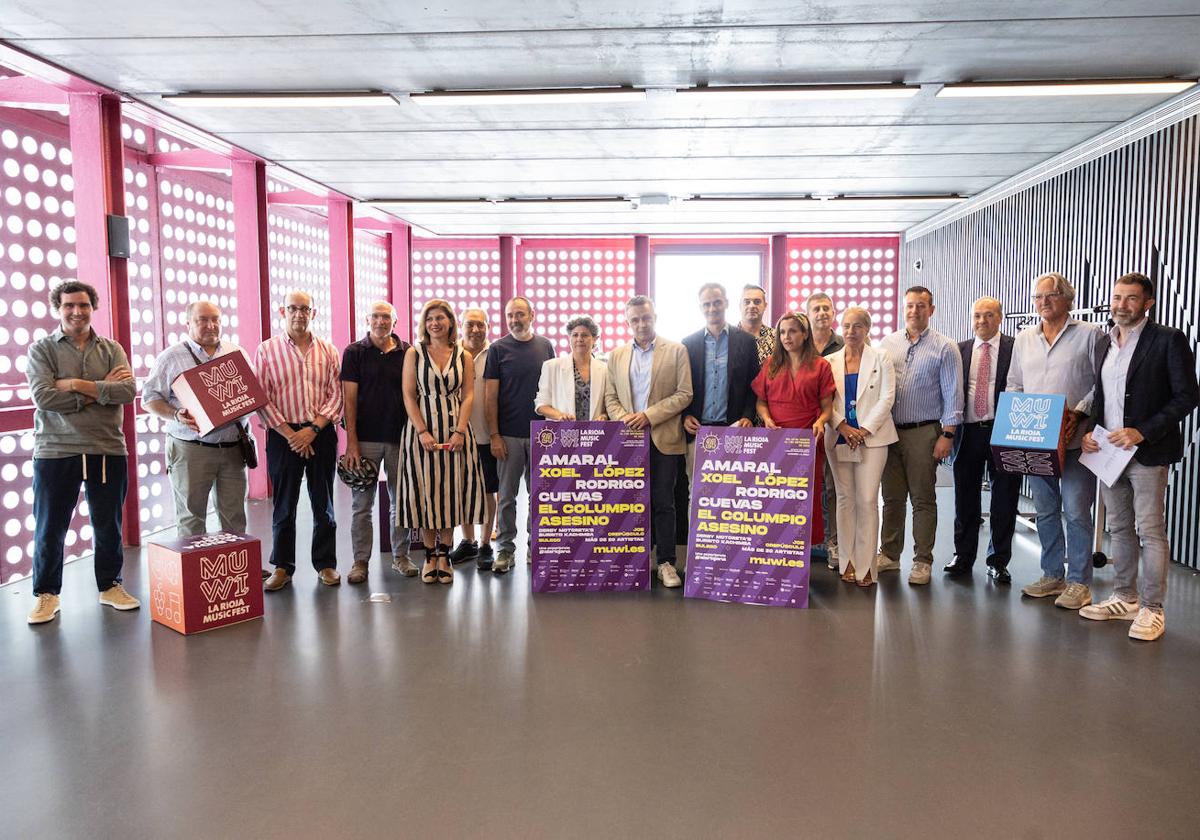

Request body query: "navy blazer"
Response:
[1090, 320, 1199, 466]
[682, 325, 760, 439]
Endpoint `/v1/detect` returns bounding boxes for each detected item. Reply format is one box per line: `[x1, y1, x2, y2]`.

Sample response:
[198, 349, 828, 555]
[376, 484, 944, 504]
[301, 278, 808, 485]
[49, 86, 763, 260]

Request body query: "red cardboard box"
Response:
[171, 351, 268, 436]
[148, 532, 264, 634]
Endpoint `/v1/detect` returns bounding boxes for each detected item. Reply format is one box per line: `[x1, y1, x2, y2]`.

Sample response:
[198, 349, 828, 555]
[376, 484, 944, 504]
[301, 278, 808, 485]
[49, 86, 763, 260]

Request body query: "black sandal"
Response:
[435, 543, 454, 584]
[421, 546, 438, 584]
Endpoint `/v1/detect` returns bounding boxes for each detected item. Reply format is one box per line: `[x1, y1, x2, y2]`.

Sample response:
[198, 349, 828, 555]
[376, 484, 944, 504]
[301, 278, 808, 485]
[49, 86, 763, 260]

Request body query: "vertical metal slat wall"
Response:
[900, 116, 1200, 570]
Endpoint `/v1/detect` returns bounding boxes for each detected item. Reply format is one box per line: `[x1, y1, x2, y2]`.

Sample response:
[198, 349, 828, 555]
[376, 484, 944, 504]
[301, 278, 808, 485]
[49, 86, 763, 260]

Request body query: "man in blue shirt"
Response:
[682, 283, 759, 477]
[877, 286, 963, 585]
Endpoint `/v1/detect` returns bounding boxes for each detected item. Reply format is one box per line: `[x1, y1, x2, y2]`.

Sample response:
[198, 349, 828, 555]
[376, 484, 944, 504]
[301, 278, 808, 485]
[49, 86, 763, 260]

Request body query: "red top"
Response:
[751, 356, 835, 428]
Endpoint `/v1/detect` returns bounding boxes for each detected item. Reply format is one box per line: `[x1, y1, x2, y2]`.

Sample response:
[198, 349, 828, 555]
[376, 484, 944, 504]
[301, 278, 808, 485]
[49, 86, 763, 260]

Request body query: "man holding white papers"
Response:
[1080, 273, 1198, 641]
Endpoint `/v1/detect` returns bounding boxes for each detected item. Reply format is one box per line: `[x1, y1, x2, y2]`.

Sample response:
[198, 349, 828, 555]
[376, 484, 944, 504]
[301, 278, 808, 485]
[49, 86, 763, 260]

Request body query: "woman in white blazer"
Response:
[534, 316, 609, 421]
[824, 306, 897, 586]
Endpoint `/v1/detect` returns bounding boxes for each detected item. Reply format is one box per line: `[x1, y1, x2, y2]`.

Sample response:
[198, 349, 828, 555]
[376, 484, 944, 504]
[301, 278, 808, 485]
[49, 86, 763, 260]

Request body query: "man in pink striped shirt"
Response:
[256, 290, 344, 591]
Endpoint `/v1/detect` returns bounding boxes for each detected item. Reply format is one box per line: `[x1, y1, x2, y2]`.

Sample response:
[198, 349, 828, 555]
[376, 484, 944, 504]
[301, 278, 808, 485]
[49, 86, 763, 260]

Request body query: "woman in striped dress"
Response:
[399, 299, 486, 583]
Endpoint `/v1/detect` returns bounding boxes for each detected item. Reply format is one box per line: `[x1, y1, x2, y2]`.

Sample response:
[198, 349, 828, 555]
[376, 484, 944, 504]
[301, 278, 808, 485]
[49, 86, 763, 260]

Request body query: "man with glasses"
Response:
[877, 286, 963, 585]
[1007, 272, 1105, 610]
[341, 301, 413, 584]
[255, 291, 344, 591]
[143, 299, 250, 538]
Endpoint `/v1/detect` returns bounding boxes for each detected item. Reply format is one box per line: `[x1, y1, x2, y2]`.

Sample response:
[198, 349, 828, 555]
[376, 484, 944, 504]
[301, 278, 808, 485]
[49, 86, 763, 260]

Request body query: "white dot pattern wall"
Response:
[0, 118, 76, 411]
[517, 240, 636, 356]
[268, 205, 332, 338]
[411, 240, 501, 340]
[784, 237, 901, 343]
[353, 233, 389, 337]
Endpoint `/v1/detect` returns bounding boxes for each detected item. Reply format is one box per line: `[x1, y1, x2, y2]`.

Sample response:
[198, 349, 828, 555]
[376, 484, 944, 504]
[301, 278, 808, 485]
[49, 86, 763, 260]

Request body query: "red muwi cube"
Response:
[148, 532, 264, 634]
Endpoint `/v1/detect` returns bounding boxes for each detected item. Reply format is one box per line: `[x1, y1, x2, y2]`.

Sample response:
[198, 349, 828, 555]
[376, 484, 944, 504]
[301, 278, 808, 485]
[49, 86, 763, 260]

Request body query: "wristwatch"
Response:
[304, 421, 320, 433]
[941, 430, 955, 439]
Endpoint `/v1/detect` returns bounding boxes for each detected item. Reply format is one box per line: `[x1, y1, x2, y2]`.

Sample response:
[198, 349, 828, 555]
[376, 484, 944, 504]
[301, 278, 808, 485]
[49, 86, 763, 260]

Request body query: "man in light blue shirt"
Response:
[142, 300, 249, 537]
[877, 286, 963, 585]
[1007, 272, 1105, 610]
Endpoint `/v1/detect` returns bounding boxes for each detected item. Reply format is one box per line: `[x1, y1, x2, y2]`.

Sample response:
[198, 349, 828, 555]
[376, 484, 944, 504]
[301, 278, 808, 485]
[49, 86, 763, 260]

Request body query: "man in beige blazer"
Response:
[604, 296, 694, 587]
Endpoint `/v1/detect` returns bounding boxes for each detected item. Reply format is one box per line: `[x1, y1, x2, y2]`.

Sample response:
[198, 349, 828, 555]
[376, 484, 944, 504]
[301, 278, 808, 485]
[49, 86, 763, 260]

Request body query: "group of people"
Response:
[24, 271, 1199, 643]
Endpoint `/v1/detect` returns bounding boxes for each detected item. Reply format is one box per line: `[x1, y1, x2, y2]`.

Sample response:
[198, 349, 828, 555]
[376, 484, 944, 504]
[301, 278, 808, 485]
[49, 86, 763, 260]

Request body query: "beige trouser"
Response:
[165, 436, 248, 537]
[879, 423, 941, 566]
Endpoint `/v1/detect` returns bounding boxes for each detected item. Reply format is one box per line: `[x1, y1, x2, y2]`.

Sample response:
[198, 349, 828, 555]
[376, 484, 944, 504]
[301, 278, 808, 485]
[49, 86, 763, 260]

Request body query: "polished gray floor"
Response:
[3, 486, 1200, 840]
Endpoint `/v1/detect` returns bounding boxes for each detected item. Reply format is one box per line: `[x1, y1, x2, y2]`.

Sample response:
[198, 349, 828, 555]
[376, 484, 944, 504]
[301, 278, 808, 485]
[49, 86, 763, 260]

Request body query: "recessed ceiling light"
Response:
[162, 92, 396, 108]
[409, 88, 647, 107]
[938, 79, 1196, 98]
[677, 84, 918, 101]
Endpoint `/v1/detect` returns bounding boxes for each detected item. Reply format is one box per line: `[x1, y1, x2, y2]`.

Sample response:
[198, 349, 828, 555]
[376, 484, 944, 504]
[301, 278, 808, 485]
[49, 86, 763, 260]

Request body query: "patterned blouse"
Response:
[752, 324, 776, 365]
[573, 362, 591, 420]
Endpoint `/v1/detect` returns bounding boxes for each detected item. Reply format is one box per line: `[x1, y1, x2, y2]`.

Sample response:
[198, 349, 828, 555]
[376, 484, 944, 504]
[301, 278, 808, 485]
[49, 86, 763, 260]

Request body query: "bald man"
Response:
[946, 297, 1020, 583]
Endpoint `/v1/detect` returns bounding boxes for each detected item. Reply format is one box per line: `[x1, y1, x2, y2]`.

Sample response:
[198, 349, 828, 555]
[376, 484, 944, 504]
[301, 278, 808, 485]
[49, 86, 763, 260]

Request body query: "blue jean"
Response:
[32, 454, 128, 595]
[1028, 448, 1096, 584]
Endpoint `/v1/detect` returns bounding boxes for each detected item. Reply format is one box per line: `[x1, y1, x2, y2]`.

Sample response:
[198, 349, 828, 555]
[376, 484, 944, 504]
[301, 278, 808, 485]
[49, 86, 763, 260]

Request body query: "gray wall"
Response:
[901, 116, 1200, 569]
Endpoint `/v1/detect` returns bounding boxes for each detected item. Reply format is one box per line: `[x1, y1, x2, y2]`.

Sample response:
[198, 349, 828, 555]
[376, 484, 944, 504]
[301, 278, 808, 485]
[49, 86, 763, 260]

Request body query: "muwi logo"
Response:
[1008, 397, 1052, 431]
[198, 360, 248, 403]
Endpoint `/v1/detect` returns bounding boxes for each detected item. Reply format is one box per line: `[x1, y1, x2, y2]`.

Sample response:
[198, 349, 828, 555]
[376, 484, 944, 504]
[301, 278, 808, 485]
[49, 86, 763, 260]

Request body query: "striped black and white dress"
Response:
[397, 343, 486, 530]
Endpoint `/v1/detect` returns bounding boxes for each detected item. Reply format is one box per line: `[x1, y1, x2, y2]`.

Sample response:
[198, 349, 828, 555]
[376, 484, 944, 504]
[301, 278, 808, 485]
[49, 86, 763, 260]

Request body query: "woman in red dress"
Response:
[751, 312, 835, 544]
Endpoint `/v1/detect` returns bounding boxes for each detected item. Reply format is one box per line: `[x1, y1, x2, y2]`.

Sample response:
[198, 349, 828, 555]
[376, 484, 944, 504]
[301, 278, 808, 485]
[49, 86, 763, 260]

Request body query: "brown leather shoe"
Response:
[264, 568, 292, 591]
[347, 562, 369, 585]
[317, 568, 341, 586]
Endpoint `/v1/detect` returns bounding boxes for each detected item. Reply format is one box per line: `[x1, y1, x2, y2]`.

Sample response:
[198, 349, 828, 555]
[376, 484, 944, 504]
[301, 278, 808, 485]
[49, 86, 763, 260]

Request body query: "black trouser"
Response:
[650, 442, 682, 565]
[952, 421, 1020, 569]
[266, 425, 337, 574]
[32, 454, 128, 595]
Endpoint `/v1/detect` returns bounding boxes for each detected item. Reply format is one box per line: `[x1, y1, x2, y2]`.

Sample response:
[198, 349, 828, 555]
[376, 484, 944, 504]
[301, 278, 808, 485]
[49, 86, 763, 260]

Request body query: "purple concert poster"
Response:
[530, 420, 651, 592]
[684, 426, 816, 608]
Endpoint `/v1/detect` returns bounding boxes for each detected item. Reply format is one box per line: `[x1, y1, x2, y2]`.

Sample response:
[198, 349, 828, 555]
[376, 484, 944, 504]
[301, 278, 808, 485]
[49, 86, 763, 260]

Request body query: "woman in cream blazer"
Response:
[534, 317, 609, 420]
[824, 307, 897, 585]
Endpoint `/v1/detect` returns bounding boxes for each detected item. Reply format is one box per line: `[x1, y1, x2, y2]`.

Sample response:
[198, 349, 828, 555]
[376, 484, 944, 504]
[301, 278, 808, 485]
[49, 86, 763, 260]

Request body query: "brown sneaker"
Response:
[99, 584, 140, 611]
[347, 562, 369, 585]
[28, 593, 61, 624]
[1021, 576, 1067, 598]
[391, 555, 418, 577]
[317, 568, 341, 586]
[264, 568, 292, 591]
[1054, 582, 1092, 610]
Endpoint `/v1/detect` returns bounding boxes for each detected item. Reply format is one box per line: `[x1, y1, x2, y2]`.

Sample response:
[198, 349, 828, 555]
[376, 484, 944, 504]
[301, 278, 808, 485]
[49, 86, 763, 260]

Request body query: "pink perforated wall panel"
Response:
[785, 236, 901, 343]
[411, 238, 501, 339]
[353, 231, 389, 338]
[517, 238, 636, 355]
[268, 198, 332, 339]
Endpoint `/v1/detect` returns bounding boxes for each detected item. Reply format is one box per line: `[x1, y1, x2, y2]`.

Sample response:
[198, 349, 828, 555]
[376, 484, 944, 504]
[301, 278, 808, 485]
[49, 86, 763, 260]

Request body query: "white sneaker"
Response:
[658, 562, 682, 588]
[1128, 607, 1165, 641]
[908, 561, 931, 585]
[28, 593, 61, 624]
[826, 542, 839, 571]
[875, 553, 901, 573]
[1079, 595, 1139, 621]
[98, 584, 140, 611]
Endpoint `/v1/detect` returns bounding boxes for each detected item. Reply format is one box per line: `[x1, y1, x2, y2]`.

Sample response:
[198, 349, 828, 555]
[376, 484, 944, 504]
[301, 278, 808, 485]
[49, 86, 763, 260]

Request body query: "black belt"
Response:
[965, 419, 995, 428]
[173, 436, 240, 449]
[895, 419, 939, 431]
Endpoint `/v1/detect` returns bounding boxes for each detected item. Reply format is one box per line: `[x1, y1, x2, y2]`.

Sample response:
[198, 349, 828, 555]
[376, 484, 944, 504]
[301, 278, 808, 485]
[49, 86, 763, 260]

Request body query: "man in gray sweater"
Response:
[25, 281, 139, 624]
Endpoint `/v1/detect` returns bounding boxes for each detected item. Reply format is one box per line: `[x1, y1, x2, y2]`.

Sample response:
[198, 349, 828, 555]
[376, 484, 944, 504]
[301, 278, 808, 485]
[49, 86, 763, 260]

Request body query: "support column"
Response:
[68, 91, 140, 545]
[634, 235, 650, 299]
[327, 197, 355, 349]
[232, 159, 273, 499]
[770, 233, 789, 325]
[389, 223, 413, 342]
[499, 235, 516, 302]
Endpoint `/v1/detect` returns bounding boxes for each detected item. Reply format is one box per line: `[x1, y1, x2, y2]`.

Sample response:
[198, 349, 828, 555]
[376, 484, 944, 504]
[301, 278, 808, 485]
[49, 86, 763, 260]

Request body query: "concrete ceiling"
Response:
[3, 2, 1200, 236]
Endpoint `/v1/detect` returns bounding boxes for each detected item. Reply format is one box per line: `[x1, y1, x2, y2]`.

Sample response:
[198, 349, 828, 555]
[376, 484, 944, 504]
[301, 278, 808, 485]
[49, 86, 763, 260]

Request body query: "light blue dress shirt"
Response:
[879, 326, 963, 427]
[630, 339, 655, 413]
[702, 327, 730, 424]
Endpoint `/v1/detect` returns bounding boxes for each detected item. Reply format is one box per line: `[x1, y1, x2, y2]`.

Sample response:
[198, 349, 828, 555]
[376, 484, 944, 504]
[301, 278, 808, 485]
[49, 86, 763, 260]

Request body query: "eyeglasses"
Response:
[1031, 293, 1063, 303]
[286, 305, 313, 315]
